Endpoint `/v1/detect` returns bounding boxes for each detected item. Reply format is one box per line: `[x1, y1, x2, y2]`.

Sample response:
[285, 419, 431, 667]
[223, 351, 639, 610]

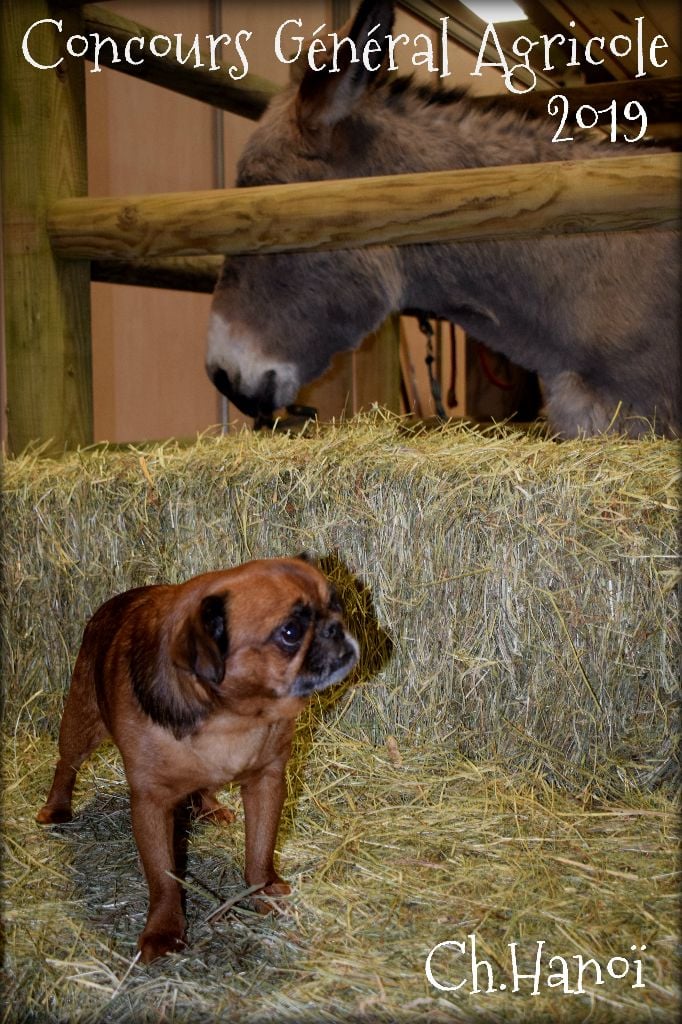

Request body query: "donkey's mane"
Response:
[386, 75, 469, 108]
[391, 74, 543, 119]
[372, 72, 619, 164]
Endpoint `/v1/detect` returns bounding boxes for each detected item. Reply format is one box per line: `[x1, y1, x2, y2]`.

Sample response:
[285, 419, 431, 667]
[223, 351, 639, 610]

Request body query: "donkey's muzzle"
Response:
[210, 367, 277, 419]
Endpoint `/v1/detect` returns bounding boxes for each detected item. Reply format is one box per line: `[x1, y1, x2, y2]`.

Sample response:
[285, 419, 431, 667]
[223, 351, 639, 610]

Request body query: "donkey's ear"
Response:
[172, 594, 229, 688]
[296, 0, 395, 131]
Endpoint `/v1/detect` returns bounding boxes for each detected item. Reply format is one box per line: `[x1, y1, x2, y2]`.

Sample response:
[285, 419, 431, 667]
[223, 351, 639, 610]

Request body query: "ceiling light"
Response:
[459, 1, 528, 23]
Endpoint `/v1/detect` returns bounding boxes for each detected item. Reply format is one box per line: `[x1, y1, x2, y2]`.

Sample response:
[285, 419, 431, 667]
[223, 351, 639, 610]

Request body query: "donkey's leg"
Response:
[542, 371, 619, 438]
[36, 650, 108, 824]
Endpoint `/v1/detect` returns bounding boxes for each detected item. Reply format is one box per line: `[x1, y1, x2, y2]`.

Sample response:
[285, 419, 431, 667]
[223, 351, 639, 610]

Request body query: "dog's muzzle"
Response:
[292, 630, 359, 697]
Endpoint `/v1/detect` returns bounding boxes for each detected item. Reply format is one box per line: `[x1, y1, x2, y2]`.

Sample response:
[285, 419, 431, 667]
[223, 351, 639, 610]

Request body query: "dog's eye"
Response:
[279, 620, 304, 648]
[273, 601, 312, 653]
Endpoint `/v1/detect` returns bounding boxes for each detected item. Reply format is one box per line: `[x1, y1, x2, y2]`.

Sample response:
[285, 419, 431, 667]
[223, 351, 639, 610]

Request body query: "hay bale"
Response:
[2, 413, 679, 789]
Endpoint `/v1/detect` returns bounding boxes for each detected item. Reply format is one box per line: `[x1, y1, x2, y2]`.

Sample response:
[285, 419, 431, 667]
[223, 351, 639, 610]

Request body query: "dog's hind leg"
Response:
[36, 647, 108, 825]
[190, 789, 236, 825]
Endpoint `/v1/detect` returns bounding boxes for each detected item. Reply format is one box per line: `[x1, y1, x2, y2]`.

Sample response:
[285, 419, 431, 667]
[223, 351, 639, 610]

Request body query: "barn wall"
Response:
[86, 0, 393, 443]
[86, 0, 334, 442]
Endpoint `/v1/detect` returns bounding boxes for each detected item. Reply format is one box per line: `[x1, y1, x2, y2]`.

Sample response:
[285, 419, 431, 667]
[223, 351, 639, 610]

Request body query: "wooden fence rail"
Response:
[49, 153, 679, 262]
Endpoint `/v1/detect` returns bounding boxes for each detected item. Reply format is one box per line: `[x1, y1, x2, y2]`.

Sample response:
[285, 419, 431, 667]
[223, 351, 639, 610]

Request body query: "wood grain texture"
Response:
[1, 0, 92, 454]
[48, 153, 680, 262]
[353, 315, 401, 414]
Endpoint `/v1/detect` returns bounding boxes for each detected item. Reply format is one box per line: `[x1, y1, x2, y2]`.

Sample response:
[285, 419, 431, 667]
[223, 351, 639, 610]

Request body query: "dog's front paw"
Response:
[139, 929, 187, 964]
[261, 879, 291, 896]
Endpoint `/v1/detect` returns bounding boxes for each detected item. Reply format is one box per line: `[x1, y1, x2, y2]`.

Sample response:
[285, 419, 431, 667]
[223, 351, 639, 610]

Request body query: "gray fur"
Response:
[208, 0, 679, 437]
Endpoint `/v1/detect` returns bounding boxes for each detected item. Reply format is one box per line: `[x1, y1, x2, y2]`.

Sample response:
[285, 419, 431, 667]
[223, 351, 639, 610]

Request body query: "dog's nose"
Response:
[321, 620, 345, 642]
[333, 636, 359, 675]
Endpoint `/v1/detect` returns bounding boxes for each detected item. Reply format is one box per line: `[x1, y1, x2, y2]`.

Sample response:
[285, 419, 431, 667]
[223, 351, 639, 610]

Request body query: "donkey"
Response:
[207, 0, 679, 437]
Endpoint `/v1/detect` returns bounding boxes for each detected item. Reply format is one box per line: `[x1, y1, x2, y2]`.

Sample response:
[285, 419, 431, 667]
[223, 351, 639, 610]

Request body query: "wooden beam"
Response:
[91, 255, 222, 293]
[1, 1, 92, 455]
[478, 76, 682, 127]
[80, 4, 277, 119]
[48, 153, 679, 262]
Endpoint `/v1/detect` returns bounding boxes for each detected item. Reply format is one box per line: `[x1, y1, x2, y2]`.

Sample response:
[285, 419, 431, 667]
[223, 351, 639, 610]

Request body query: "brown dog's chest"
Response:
[188, 714, 294, 784]
[119, 711, 295, 794]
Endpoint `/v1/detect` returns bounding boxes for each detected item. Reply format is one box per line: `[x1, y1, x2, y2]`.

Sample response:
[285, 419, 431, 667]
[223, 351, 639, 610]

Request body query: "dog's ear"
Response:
[195, 594, 230, 685]
[173, 594, 229, 687]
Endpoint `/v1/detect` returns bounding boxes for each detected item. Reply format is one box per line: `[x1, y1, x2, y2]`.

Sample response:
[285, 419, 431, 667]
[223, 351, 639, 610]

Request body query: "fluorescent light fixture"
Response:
[460, 1, 527, 22]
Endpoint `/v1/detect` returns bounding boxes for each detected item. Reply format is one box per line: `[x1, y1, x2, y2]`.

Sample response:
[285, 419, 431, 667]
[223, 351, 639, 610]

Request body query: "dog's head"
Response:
[133, 557, 359, 735]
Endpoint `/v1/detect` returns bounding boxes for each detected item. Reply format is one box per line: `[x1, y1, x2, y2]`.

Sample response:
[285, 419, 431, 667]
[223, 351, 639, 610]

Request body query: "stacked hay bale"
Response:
[4, 414, 678, 790]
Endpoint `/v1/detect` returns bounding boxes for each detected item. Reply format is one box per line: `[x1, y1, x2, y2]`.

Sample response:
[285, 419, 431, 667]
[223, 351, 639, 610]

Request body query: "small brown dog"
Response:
[37, 556, 358, 963]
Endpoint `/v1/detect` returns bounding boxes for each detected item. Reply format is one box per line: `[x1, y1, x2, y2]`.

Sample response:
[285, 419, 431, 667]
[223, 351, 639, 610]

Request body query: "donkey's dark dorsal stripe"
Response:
[207, 0, 679, 438]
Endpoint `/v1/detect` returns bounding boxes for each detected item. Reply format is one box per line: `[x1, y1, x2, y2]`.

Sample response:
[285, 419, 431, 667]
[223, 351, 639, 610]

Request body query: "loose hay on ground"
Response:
[2, 724, 679, 1023]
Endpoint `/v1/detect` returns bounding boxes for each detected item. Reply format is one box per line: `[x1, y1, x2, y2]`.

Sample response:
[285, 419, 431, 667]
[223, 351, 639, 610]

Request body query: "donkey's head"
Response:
[207, 0, 403, 418]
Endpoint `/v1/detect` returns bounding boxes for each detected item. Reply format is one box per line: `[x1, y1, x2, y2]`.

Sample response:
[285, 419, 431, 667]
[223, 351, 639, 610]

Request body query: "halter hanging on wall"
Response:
[416, 313, 448, 421]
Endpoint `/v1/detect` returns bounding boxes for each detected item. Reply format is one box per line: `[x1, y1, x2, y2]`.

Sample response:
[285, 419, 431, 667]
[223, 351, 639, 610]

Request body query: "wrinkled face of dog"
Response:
[170, 558, 359, 723]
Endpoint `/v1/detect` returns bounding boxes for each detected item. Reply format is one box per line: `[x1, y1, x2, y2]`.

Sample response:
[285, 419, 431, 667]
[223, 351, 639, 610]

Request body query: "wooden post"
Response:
[1, 1, 92, 454]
